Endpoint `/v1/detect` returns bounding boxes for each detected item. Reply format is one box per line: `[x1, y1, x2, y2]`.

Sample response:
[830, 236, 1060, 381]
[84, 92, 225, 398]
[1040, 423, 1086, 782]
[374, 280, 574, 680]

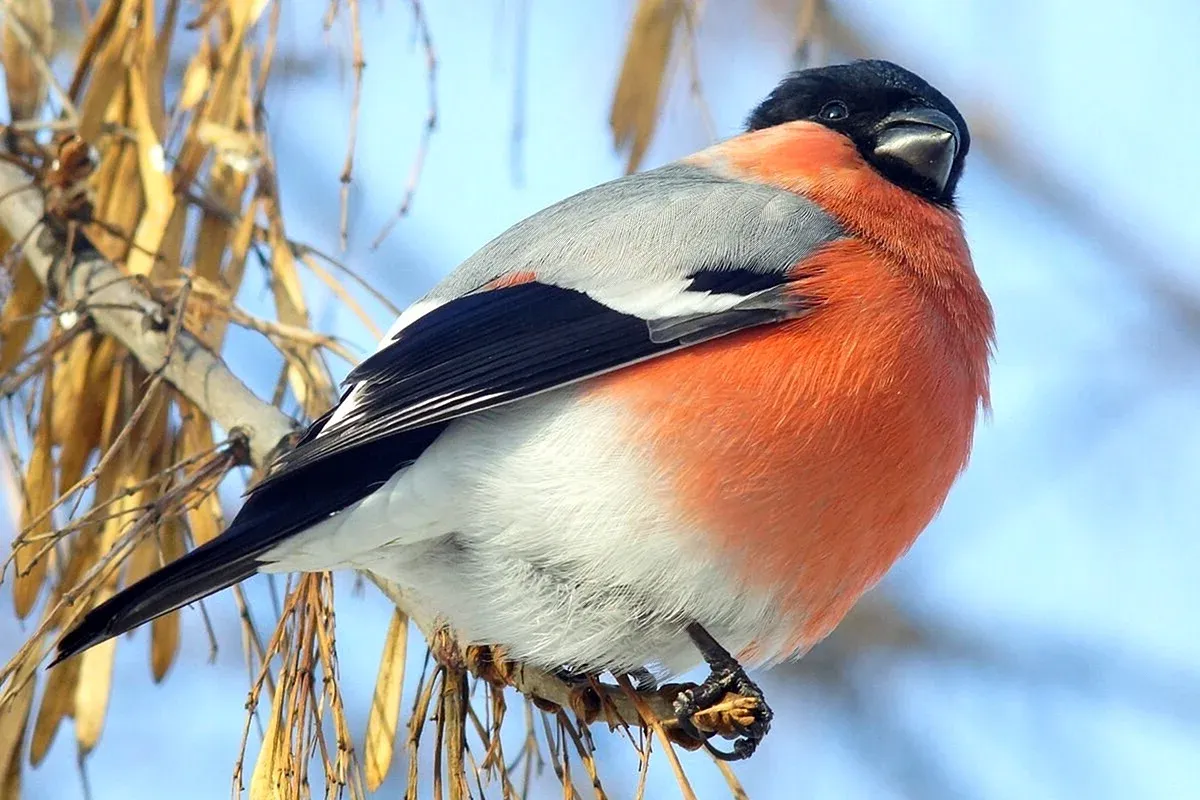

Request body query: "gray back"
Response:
[426, 163, 845, 304]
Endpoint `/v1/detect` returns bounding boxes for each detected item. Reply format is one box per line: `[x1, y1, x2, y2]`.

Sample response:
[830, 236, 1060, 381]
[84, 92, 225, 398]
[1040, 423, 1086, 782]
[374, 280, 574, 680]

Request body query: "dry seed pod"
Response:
[1, 0, 53, 124]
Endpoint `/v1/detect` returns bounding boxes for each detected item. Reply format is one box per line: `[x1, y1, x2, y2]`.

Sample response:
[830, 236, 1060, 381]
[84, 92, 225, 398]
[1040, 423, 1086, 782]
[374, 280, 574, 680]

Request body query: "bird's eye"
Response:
[818, 100, 849, 122]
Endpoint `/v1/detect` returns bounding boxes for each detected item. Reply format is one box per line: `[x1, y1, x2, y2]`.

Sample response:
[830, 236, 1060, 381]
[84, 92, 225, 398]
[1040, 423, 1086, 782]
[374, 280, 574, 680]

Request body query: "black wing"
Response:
[258, 276, 807, 486]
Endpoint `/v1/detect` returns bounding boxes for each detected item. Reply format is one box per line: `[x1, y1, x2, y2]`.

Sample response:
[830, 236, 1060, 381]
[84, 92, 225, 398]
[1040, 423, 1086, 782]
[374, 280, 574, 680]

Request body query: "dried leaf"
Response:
[125, 68, 177, 277]
[0, 665, 35, 798]
[248, 680, 290, 800]
[49, 328, 95, 442]
[365, 610, 409, 791]
[58, 336, 117, 490]
[197, 121, 261, 171]
[178, 404, 223, 545]
[149, 608, 181, 683]
[0, 259, 45, 376]
[122, 525, 161, 588]
[184, 473, 222, 546]
[171, 15, 252, 196]
[91, 121, 145, 263]
[178, 35, 212, 111]
[29, 657, 81, 766]
[72, 487, 140, 753]
[228, 0, 271, 39]
[14, 364, 55, 618]
[267, 218, 334, 418]
[150, 0, 182, 95]
[0, 736, 20, 799]
[73, 382, 160, 753]
[72, 630, 116, 754]
[149, 517, 185, 682]
[196, 195, 258, 348]
[610, 0, 683, 173]
[76, 0, 137, 142]
[1, 0, 53, 122]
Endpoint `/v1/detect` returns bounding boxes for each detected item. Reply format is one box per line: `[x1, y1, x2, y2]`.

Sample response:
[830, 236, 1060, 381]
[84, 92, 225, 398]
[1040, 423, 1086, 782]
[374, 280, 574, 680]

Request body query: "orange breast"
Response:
[597, 241, 981, 655]
[594, 156, 991, 655]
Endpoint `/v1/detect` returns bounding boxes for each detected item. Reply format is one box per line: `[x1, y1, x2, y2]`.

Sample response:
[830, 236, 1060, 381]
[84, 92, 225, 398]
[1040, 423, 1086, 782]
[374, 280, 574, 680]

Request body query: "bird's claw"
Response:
[671, 665, 773, 761]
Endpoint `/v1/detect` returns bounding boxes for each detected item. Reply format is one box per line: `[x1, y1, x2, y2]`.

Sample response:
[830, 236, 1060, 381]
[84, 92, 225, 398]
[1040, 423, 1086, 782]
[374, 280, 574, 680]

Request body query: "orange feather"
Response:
[601, 122, 993, 659]
[479, 270, 538, 291]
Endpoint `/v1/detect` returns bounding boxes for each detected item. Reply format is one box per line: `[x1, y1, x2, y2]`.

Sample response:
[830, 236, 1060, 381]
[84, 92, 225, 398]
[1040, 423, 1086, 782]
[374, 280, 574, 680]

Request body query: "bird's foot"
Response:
[671, 623, 773, 760]
[671, 665, 772, 760]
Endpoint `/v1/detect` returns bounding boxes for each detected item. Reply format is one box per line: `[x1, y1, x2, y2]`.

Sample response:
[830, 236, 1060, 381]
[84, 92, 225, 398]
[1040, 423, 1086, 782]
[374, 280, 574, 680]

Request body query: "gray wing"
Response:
[427, 162, 844, 312]
[258, 161, 847, 484]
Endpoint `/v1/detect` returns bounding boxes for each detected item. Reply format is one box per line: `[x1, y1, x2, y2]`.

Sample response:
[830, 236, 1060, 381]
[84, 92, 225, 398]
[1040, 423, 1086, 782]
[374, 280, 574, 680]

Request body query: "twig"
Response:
[0, 160, 297, 466]
[331, 0, 365, 250]
[369, 0, 437, 250]
[616, 674, 697, 800]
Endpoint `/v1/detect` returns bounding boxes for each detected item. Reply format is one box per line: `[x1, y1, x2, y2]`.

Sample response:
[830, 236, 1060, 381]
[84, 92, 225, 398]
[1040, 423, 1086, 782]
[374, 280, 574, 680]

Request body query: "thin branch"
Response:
[0, 160, 297, 466]
[332, 0, 365, 250]
[369, 0, 437, 250]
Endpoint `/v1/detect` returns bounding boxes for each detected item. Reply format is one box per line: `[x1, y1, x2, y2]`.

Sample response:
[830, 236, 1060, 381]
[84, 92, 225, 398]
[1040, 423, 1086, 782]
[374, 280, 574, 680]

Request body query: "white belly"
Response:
[260, 387, 795, 676]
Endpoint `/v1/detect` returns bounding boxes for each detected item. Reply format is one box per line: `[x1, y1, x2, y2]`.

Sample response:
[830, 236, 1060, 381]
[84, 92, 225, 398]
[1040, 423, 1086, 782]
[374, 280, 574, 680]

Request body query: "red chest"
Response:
[597, 239, 985, 652]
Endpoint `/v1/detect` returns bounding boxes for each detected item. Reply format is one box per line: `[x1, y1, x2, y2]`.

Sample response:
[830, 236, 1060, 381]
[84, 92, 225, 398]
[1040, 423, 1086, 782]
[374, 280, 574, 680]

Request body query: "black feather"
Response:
[685, 266, 788, 296]
[744, 59, 970, 207]
[51, 423, 445, 665]
[262, 282, 726, 486]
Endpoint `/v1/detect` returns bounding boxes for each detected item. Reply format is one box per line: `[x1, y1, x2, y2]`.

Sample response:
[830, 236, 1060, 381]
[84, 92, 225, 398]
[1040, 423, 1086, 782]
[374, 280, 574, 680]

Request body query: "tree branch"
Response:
[0, 160, 678, 728]
[0, 160, 297, 466]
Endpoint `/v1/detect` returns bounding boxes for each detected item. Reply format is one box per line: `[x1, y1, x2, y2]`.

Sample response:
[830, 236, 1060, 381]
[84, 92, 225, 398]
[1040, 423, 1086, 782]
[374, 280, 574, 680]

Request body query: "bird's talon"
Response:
[670, 656, 772, 761]
[671, 688, 712, 744]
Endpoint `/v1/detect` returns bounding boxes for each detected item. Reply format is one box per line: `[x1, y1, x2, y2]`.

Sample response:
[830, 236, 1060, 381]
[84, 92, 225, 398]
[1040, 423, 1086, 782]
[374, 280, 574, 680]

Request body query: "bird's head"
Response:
[746, 59, 970, 207]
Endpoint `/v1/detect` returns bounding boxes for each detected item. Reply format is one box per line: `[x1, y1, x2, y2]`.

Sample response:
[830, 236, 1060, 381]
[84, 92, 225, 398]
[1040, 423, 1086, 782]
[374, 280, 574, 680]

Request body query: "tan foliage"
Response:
[1, 0, 54, 124]
[0, 0, 368, 794]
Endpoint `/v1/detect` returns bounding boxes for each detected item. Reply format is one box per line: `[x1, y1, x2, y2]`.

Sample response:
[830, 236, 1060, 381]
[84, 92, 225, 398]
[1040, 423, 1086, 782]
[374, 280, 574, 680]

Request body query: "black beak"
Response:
[871, 107, 960, 199]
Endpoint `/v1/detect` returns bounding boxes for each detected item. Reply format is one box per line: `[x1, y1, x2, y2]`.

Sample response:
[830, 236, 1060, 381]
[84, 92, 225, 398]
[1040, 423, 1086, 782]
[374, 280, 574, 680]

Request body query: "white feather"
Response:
[262, 386, 797, 675]
[321, 299, 445, 435]
[587, 279, 751, 319]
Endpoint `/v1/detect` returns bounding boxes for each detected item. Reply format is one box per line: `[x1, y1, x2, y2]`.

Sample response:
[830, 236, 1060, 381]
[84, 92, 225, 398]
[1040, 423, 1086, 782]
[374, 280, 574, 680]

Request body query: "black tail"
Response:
[50, 525, 267, 666]
[51, 423, 450, 667]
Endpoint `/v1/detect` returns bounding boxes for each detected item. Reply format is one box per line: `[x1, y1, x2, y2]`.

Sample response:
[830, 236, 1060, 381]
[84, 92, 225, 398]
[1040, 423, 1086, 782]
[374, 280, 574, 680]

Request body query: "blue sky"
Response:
[5, 1, 1200, 798]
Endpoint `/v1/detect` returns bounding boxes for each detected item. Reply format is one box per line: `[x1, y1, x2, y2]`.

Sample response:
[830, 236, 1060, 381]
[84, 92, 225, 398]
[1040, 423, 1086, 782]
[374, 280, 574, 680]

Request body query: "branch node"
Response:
[226, 427, 253, 467]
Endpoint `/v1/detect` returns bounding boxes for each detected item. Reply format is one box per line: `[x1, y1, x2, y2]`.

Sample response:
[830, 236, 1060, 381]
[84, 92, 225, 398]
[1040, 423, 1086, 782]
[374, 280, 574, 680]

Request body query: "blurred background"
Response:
[3, 0, 1199, 798]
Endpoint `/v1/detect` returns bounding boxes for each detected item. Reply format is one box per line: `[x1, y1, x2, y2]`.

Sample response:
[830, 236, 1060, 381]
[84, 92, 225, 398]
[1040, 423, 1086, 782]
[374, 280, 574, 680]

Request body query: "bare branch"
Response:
[0, 160, 297, 466]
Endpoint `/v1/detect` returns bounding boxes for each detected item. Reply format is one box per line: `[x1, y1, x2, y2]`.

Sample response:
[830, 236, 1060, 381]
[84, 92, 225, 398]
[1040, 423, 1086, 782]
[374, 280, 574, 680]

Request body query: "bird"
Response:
[53, 59, 993, 760]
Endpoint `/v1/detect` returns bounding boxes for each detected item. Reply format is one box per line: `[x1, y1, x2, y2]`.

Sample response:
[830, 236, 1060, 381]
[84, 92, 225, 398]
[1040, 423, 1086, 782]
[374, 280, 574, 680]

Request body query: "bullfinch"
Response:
[54, 59, 993, 760]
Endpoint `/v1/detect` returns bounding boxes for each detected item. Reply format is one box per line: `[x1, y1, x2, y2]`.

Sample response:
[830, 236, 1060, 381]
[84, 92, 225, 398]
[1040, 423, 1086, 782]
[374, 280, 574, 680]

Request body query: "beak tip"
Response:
[870, 109, 960, 199]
